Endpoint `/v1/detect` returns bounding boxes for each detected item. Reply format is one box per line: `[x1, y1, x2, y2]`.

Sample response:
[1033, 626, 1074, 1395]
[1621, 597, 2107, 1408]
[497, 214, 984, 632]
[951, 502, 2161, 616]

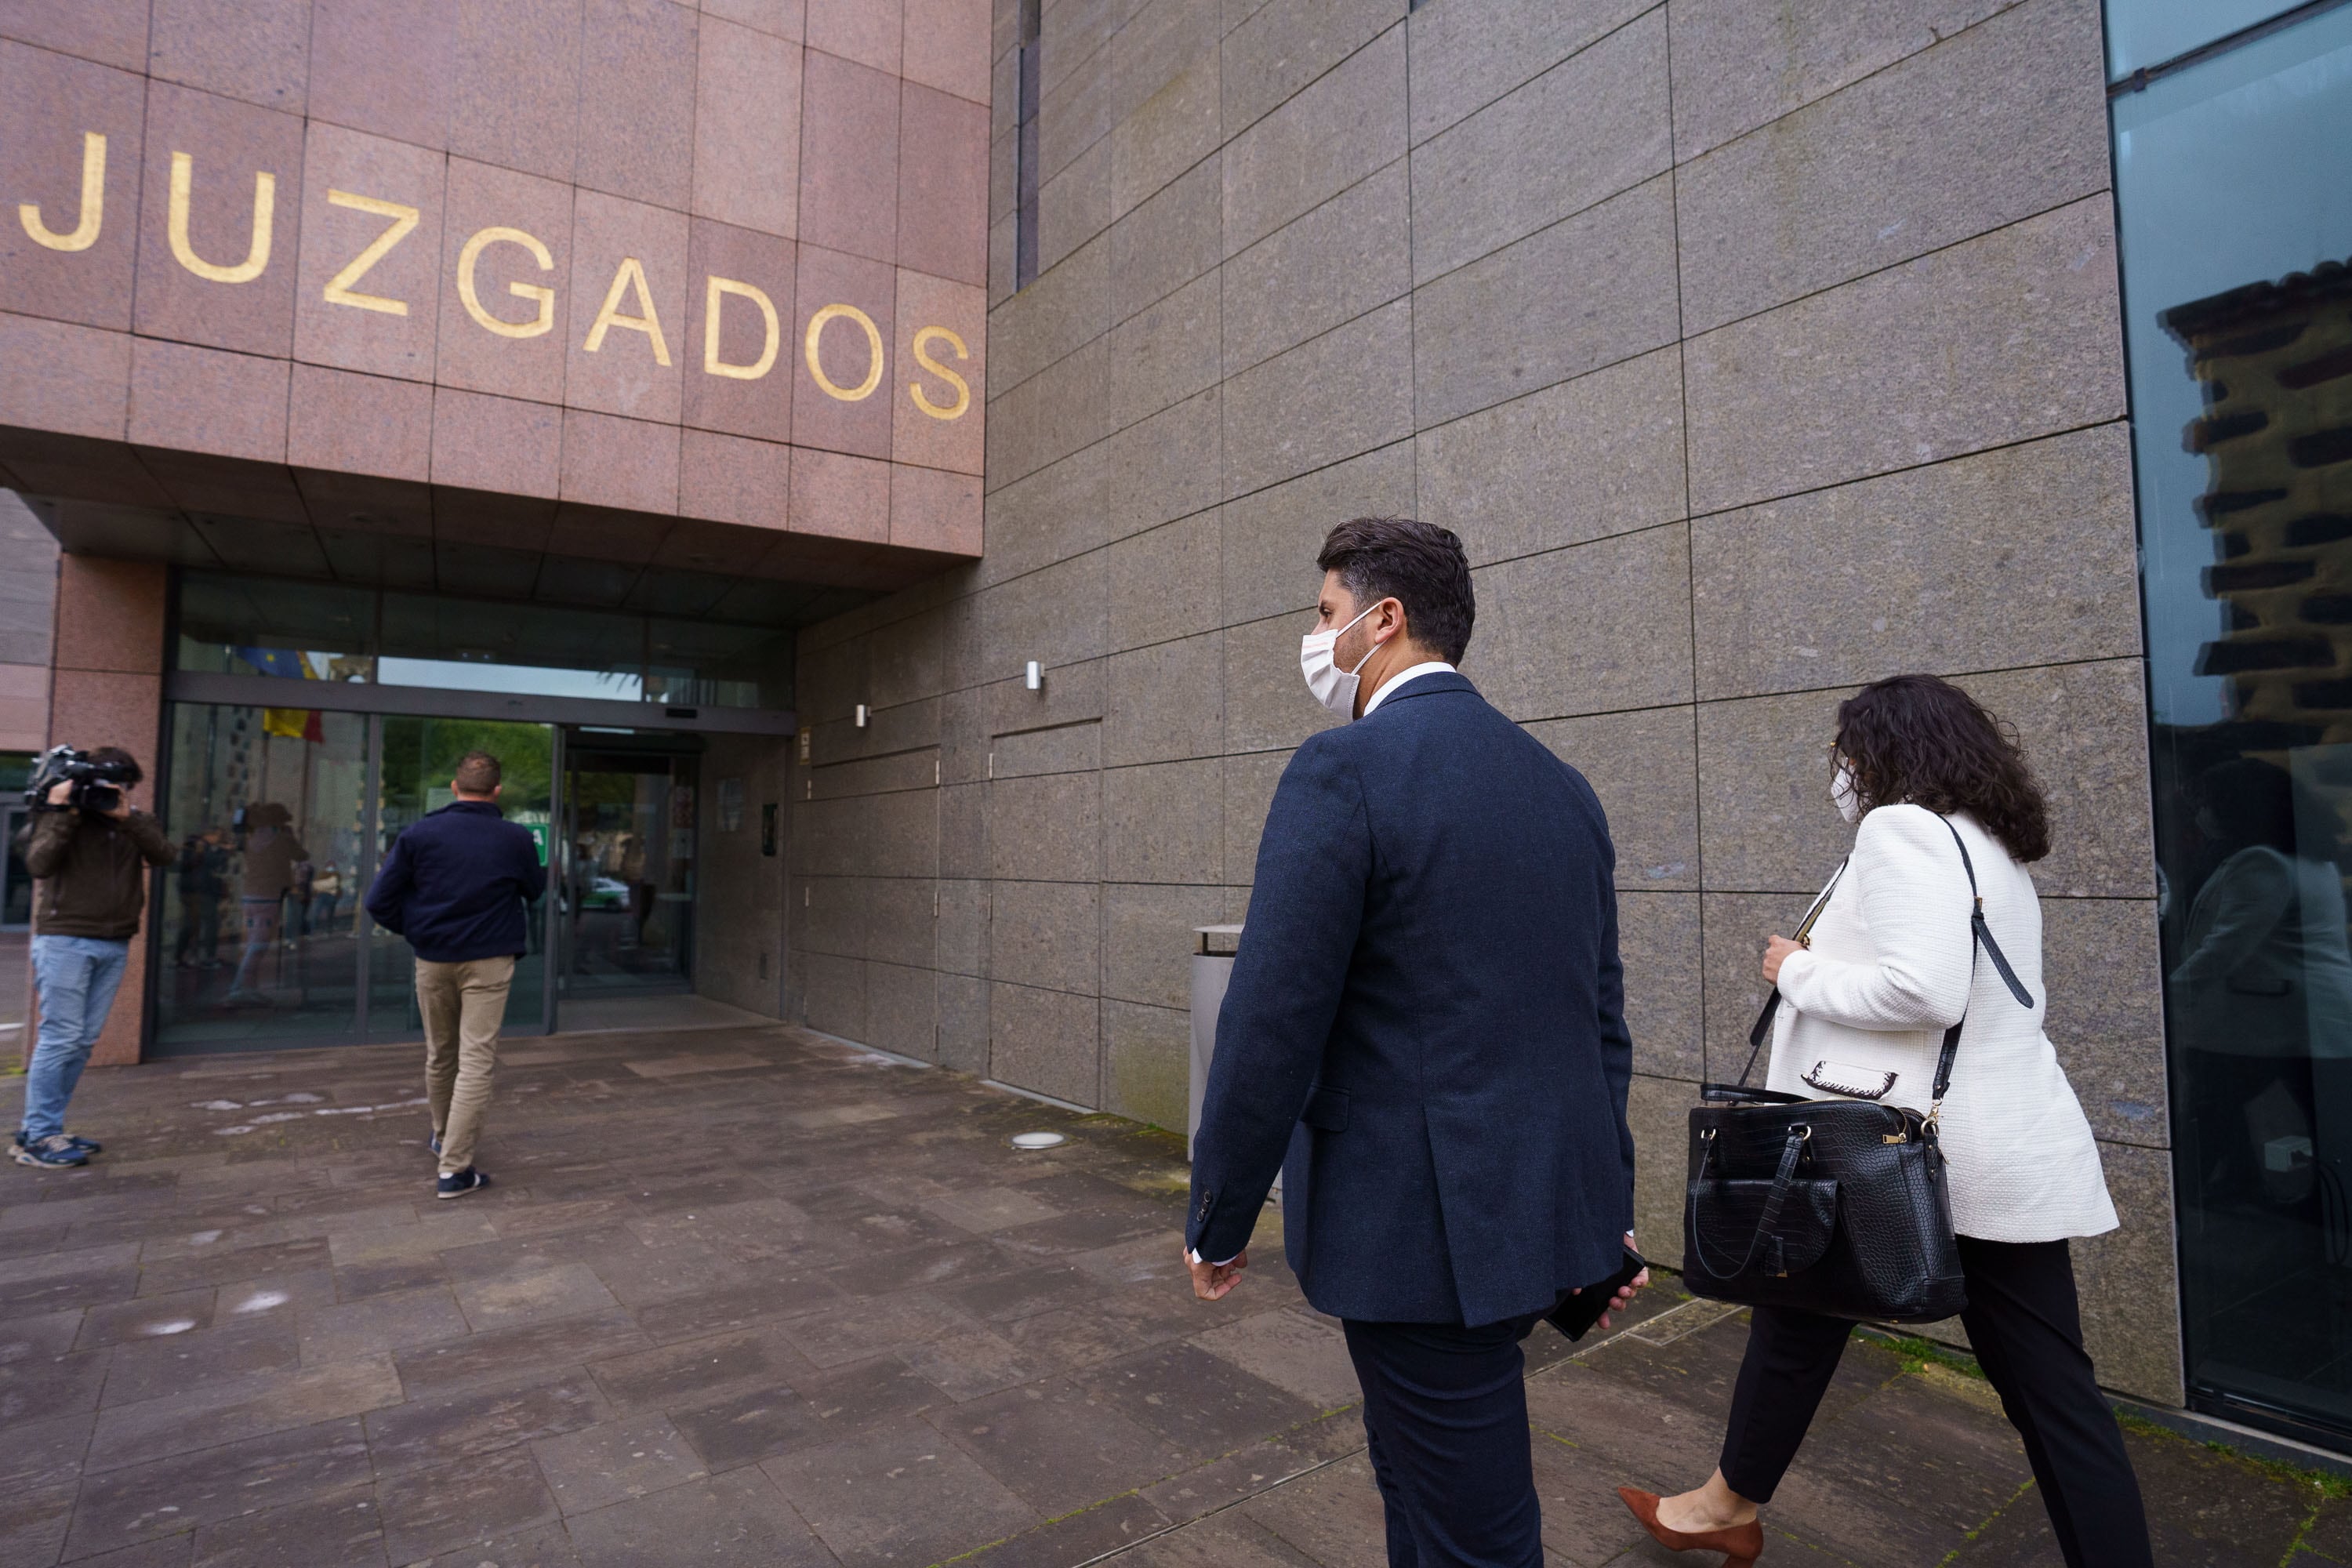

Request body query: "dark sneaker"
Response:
[13, 1134, 89, 1169]
[436, 1167, 490, 1200]
[429, 1132, 443, 1159]
[64, 1134, 101, 1155]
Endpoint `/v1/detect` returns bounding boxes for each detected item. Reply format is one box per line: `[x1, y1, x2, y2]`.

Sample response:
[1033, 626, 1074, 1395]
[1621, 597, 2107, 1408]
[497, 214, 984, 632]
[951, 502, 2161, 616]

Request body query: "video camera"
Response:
[24, 745, 137, 815]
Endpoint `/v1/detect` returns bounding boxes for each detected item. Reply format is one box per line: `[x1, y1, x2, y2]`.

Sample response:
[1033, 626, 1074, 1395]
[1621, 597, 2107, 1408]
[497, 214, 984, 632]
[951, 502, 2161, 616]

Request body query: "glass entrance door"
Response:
[560, 743, 696, 996]
[156, 704, 369, 1050]
[154, 703, 553, 1054]
[372, 716, 555, 1040]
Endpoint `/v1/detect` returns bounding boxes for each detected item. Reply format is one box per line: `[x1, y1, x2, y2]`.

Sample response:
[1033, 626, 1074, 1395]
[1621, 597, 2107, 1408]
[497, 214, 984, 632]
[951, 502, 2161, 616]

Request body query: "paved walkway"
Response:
[0, 1021, 2341, 1567]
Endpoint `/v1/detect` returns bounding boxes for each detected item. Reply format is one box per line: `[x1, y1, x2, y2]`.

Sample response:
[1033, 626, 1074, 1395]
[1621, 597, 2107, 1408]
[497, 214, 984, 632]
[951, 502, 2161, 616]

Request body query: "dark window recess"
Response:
[1014, 0, 1042, 291]
[2288, 425, 2352, 467]
[2286, 514, 2352, 547]
[2194, 636, 2335, 675]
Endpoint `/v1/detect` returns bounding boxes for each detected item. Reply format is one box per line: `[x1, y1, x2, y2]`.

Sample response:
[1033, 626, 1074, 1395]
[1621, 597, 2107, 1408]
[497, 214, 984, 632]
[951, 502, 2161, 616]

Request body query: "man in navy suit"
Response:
[1185, 517, 1644, 1566]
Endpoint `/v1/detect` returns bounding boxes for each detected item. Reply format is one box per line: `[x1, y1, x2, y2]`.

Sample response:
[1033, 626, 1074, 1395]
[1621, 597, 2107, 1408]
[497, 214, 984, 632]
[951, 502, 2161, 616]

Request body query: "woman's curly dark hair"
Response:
[1834, 674, 2050, 862]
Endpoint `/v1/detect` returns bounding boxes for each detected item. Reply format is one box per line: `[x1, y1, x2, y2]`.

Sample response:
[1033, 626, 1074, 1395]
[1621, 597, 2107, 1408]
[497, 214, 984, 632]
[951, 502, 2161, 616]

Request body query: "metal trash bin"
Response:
[1187, 924, 1242, 1158]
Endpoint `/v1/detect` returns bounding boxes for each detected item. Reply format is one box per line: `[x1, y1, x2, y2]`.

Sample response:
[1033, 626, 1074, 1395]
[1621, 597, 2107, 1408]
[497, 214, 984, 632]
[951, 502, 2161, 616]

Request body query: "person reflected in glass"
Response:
[2170, 760, 2352, 1212]
[1621, 676, 2151, 1568]
[227, 801, 308, 1006]
[173, 825, 229, 970]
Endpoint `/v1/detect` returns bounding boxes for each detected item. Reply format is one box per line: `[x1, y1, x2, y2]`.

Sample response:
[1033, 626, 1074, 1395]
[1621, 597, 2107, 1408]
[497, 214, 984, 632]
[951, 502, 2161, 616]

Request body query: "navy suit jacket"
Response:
[1186, 671, 1635, 1327]
[363, 801, 546, 964]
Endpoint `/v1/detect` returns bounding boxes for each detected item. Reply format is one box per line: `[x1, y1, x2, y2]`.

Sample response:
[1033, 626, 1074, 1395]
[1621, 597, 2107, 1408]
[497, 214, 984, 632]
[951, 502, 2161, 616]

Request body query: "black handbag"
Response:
[1681, 818, 2034, 1323]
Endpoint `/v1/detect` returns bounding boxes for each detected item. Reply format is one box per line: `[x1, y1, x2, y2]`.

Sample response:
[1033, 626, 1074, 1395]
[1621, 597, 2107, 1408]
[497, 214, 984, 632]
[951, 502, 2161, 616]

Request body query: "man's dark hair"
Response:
[452, 751, 502, 794]
[89, 746, 142, 787]
[1316, 517, 1476, 664]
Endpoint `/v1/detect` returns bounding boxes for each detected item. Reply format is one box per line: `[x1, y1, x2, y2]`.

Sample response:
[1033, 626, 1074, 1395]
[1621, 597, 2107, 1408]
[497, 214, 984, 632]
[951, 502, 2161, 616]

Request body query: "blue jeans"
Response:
[24, 935, 131, 1142]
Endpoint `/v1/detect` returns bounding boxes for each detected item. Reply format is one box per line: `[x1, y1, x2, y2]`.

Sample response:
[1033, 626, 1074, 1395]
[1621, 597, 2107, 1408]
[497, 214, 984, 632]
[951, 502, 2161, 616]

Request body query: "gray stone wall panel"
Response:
[1219, 441, 1414, 626]
[1103, 882, 1228, 1009]
[989, 878, 1104, 993]
[1667, 0, 2015, 161]
[1406, 0, 1651, 147]
[1106, 514, 1221, 655]
[1407, 9, 1669, 288]
[989, 979, 1102, 1102]
[1110, 154, 1224, 324]
[1674, 0, 2108, 334]
[1410, 176, 1679, 430]
[1619, 889, 1704, 1081]
[1689, 424, 2140, 702]
[1219, 24, 1403, 257]
[1683, 194, 2125, 515]
[1527, 706, 1700, 891]
[1221, 298, 1413, 499]
[1221, 160, 1409, 379]
[2040, 896, 2169, 1148]
[1463, 524, 1693, 723]
[1219, 0, 1402, 138]
[1105, 631, 1225, 766]
[1416, 346, 1686, 570]
[1104, 757, 1223, 883]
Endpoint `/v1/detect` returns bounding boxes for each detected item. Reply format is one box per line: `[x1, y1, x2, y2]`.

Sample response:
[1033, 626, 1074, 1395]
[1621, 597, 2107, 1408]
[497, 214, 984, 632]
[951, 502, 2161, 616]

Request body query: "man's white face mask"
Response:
[1831, 758, 1863, 825]
[1301, 601, 1382, 717]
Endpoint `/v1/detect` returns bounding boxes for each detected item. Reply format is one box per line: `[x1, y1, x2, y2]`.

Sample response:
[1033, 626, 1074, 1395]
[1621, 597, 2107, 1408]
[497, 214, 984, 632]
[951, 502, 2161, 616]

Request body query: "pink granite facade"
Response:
[0, 0, 990, 591]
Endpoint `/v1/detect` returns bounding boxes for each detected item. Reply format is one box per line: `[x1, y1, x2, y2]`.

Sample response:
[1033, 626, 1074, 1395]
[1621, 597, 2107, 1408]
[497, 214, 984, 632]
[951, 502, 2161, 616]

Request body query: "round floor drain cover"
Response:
[1009, 1131, 1067, 1150]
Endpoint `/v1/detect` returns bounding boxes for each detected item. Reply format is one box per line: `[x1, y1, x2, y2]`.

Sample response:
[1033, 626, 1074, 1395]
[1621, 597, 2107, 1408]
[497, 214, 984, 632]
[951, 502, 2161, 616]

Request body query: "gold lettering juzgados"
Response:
[168, 151, 274, 284]
[321, 191, 419, 316]
[584, 256, 672, 365]
[804, 302, 884, 402]
[456, 226, 554, 338]
[19, 131, 106, 252]
[704, 276, 780, 380]
[909, 326, 972, 421]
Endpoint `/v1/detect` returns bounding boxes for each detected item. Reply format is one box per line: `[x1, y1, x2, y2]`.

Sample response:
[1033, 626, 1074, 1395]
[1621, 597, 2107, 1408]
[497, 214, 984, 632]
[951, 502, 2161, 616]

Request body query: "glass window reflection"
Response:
[2116, 3, 2352, 1440]
[171, 572, 794, 710]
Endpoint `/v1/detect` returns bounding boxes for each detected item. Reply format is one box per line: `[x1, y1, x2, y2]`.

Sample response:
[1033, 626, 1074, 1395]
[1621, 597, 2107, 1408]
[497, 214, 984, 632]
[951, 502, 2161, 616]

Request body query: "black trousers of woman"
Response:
[1719, 1236, 2153, 1568]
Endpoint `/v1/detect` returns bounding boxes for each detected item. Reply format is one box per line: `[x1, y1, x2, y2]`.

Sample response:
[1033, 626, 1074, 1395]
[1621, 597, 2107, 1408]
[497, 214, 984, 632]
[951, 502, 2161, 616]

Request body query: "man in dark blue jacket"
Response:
[365, 750, 545, 1199]
[1186, 517, 1643, 1566]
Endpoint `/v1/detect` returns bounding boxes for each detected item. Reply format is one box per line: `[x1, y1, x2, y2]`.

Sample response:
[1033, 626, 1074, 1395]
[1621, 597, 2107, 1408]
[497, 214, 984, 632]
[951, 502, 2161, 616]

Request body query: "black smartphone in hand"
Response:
[1544, 1244, 1650, 1342]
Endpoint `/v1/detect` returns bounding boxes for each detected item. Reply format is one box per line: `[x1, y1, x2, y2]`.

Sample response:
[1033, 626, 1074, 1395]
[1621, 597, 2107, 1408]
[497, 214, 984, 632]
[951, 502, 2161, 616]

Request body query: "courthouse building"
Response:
[3, 0, 2351, 1453]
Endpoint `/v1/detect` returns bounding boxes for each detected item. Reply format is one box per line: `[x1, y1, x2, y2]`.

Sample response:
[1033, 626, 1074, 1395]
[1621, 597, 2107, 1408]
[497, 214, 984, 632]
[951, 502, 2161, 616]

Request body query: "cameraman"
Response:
[13, 747, 173, 1169]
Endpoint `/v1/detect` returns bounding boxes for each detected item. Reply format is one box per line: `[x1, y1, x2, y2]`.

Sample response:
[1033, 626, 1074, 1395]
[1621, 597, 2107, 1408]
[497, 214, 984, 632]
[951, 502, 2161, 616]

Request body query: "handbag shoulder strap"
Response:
[1928, 816, 2035, 1113]
[1735, 859, 1849, 1087]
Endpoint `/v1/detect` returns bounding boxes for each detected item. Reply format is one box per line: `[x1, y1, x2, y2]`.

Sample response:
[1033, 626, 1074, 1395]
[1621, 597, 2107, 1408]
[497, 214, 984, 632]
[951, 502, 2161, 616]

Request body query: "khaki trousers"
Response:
[416, 955, 514, 1176]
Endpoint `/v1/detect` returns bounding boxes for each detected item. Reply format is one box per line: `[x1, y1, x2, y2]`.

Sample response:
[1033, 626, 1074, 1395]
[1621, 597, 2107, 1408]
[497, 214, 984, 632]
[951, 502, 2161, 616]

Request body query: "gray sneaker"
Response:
[13, 1134, 89, 1169]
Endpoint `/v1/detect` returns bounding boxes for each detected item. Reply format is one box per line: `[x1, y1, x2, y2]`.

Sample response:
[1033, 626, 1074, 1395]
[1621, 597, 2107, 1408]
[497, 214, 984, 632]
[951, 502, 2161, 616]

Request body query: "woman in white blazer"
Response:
[1622, 675, 2151, 1568]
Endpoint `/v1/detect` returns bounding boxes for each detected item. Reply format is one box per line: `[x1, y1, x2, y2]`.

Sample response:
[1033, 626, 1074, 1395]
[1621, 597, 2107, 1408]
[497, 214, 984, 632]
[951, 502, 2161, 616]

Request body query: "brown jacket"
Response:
[20, 808, 176, 939]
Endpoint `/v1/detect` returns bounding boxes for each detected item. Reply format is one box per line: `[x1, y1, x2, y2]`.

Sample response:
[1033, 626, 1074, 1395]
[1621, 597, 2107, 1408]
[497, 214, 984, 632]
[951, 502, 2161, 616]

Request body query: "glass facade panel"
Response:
[171, 572, 793, 709]
[2115, 3, 2352, 1439]
[2107, 0, 2306, 80]
[372, 716, 554, 1039]
[155, 705, 368, 1051]
[560, 748, 697, 994]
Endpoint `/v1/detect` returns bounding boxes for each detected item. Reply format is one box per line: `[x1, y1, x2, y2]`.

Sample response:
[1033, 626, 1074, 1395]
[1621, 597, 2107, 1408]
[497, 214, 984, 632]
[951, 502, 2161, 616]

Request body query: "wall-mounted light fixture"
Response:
[853, 703, 869, 728]
[1024, 660, 1043, 691]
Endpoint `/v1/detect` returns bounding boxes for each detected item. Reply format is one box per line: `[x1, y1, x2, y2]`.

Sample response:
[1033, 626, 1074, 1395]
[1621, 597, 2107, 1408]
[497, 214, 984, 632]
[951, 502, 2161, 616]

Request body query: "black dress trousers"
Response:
[1717, 1236, 2153, 1568]
[1341, 1314, 1547, 1568]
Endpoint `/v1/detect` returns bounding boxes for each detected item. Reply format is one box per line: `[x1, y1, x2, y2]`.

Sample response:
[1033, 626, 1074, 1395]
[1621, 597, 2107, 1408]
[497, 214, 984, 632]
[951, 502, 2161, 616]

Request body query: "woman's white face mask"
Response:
[1831, 758, 1863, 825]
[1301, 601, 1382, 717]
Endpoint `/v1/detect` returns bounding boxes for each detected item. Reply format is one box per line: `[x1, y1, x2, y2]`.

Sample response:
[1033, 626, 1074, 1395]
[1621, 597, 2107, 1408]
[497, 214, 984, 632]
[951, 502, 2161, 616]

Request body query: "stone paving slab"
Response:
[0, 1020, 2342, 1567]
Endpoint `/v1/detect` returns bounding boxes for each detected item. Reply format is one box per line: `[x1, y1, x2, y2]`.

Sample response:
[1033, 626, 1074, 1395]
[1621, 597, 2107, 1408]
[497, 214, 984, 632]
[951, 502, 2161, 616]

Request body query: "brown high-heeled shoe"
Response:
[1617, 1487, 1764, 1568]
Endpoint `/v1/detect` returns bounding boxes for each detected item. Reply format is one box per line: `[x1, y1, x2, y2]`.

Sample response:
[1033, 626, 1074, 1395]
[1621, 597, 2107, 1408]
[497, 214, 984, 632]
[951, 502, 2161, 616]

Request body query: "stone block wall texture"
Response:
[797, 0, 2169, 1399]
[0, 0, 992, 593]
[695, 729, 789, 1016]
[0, 491, 58, 750]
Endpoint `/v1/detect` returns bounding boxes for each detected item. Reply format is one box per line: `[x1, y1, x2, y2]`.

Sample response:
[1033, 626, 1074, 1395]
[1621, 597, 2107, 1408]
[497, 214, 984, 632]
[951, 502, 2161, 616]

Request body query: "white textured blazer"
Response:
[1767, 804, 2118, 1243]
